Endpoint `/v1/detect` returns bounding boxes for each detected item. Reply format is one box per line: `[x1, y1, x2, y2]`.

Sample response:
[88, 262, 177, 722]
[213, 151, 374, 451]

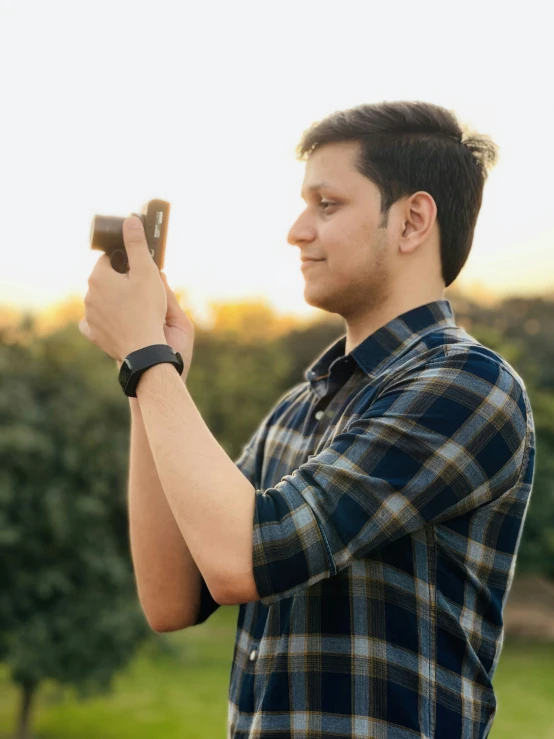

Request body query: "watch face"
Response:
[119, 358, 133, 388]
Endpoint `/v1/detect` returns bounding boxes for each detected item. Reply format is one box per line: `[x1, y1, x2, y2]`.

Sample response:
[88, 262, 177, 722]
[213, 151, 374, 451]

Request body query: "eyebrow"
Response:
[300, 181, 334, 200]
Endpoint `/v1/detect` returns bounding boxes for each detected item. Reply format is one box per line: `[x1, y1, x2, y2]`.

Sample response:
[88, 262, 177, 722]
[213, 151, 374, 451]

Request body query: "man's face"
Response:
[288, 140, 392, 321]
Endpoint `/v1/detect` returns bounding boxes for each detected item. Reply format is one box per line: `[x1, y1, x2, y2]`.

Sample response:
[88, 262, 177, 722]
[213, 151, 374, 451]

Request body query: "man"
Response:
[80, 100, 535, 738]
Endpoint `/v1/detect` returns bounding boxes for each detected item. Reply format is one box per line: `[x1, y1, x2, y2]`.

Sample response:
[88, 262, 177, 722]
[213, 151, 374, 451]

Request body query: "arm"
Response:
[134, 362, 260, 606]
[125, 362, 296, 622]
[127, 388, 216, 632]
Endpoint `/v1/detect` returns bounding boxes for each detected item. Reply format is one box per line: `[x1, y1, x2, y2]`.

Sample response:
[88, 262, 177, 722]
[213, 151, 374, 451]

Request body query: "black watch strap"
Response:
[118, 344, 184, 397]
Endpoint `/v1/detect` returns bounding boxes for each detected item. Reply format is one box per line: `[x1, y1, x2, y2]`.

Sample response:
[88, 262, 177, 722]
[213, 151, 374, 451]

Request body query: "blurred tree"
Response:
[512, 385, 554, 577]
[0, 290, 552, 739]
[0, 320, 151, 739]
[188, 324, 294, 461]
[465, 312, 554, 578]
[207, 297, 299, 343]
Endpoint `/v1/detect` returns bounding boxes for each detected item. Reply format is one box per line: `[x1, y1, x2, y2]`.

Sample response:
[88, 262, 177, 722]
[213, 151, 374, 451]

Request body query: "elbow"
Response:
[212, 570, 261, 606]
[148, 615, 193, 633]
[212, 589, 239, 607]
[208, 577, 232, 606]
[141, 602, 198, 633]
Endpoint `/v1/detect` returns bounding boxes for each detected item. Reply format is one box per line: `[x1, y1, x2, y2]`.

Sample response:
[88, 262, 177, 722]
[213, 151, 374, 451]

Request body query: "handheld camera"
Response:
[90, 199, 170, 274]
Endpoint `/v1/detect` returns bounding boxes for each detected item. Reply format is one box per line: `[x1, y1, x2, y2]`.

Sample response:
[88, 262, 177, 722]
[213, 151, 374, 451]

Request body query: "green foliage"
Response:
[490, 640, 554, 738]
[512, 387, 554, 577]
[1, 290, 554, 734]
[187, 327, 294, 461]
[462, 301, 554, 578]
[0, 322, 151, 699]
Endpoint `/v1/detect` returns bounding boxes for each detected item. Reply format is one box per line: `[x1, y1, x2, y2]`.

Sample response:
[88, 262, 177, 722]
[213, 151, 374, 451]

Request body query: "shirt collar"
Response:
[304, 299, 457, 391]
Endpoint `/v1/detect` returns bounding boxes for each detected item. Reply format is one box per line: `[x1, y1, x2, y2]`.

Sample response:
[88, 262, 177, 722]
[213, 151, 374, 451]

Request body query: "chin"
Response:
[303, 288, 340, 315]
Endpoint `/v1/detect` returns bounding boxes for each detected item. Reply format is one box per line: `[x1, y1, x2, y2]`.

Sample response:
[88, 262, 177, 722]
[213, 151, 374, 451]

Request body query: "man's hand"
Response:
[116, 272, 195, 380]
[79, 216, 168, 362]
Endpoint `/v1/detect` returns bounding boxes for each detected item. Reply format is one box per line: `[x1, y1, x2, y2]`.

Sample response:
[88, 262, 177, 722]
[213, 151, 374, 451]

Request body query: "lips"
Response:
[301, 258, 325, 270]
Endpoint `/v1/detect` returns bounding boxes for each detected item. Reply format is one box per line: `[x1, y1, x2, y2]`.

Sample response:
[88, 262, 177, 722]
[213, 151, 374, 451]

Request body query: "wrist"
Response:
[118, 344, 185, 398]
[116, 338, 167, 371]
[121, 337, 167, 362]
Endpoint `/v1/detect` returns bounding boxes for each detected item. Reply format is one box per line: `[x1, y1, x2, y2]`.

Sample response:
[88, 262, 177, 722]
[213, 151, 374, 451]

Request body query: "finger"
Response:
[123, 216, 153, 275]
[161, 272, 181, 320]
[89, 253, 115, 285]
[160, 272, 174, 293]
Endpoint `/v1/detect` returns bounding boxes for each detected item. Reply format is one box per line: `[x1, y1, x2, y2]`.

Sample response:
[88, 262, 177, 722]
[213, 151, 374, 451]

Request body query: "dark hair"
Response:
[295, 100, 499, 287]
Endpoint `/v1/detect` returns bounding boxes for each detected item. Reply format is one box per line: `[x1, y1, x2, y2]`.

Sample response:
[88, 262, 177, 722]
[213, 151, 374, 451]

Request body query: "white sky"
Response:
[1, 0, 552, 328]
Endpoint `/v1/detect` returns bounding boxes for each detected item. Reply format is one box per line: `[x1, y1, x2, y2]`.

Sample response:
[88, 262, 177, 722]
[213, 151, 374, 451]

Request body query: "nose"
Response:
[287, 210, 316, 247]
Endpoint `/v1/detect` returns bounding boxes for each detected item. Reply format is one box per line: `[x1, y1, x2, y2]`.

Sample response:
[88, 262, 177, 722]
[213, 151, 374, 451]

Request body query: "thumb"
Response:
[122, 216, 152, 274]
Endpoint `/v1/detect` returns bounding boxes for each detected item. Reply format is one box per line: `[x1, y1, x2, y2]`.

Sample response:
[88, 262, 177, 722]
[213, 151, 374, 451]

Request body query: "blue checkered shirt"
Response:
[194, 299, 535, 739]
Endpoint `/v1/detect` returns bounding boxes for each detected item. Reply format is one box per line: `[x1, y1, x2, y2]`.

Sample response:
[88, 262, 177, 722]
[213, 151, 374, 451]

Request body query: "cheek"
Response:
[322, 217, 356, 253]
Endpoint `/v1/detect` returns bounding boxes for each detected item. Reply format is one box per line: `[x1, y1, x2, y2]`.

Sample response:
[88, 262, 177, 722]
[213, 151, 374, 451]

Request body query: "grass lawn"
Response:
[490, 638, 554, 739]
[0, 605, 553, 738]
[0, 606, 238, 739]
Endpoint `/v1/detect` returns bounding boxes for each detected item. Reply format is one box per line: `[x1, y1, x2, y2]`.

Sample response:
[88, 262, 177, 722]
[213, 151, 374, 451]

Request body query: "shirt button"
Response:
[249, 649, 257, 661]
[315, 410, 324, 420]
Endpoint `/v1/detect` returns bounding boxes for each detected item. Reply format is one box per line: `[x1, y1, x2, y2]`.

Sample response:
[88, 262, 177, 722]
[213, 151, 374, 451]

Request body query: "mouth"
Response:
[301, 259, 326, 270]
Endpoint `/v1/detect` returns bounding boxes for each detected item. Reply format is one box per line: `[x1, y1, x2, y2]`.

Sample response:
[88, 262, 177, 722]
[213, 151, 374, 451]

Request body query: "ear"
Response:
[399, 191, 437, 254]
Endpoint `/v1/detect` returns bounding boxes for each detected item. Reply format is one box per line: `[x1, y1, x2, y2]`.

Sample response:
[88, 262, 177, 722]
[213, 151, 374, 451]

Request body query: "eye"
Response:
[320, 200, 336, 211]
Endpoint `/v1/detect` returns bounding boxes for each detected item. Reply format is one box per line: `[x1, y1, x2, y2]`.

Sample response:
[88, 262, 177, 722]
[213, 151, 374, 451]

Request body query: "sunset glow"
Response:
[1, 1, 551, 330]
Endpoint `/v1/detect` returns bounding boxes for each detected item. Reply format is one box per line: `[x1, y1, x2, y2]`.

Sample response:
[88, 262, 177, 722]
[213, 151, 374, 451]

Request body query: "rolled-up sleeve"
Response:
[252, 347, 529, 607]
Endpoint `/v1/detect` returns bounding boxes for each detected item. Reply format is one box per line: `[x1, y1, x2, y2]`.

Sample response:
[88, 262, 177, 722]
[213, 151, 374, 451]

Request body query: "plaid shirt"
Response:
[193, 299, 535, 739]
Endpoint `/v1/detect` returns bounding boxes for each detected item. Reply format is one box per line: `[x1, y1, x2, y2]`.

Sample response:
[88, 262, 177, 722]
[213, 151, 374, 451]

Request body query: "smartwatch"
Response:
[118, 344, 184, 397]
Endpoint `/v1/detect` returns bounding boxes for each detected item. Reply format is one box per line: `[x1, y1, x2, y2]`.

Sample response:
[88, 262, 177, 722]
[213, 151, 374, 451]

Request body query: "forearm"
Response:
[135, 363, 257, 603]
[127, 394, 205, 631]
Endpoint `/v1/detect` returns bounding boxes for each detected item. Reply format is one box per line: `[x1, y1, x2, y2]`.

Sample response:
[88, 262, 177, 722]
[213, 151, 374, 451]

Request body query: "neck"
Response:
[344, 286, 446, 355]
